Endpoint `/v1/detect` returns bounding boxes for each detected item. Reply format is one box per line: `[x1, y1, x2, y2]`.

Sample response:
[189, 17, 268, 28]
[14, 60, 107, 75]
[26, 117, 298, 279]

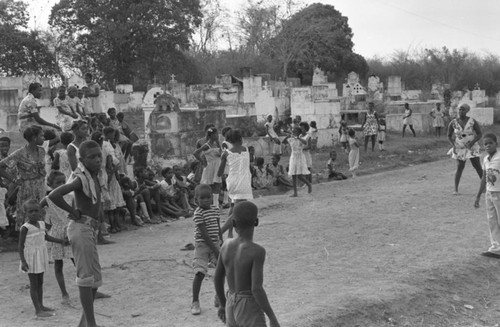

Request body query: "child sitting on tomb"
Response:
[327, 150, 347, 180]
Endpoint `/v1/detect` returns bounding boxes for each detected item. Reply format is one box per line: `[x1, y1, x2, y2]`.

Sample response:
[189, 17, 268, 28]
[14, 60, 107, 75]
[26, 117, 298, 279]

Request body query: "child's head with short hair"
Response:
[107, 107, 117, 118]
[134, 166, 146, 179]
[190, 161, 200, 173]
[232, 201, 258, 231]
[206, 127, 218, 141]
[172, 165, 184, 177]
[23, 199, 41, 223]
[310, 121, 317, 129]
[292, 126, 302, 137]
[271, 154, 281, 165]
[330, 150, 337, 161]
[79, 140, 102, 173]
[60, 132, 74, 147]
[221, 126, 232, 138]
[117, 112, 125, 122]
[255, 157, 264, 167]
[47, 170, 66, 189]
[483, 133, 498, 155]
[348, 128, 356, 138]
[0, 136, 11, 157]
[195, 184, 212, 209]
[248, 146, 255, 155]
[23, 126, 43, 143]
[226, 129, 243, 145]
[72, 120, 89, 139]
[90, 131, 103, 146]
[299, 121, 309, 133]
[103, 126, 115, 140]
[43, 129, 57, 141]
[120, 176, 132, 190]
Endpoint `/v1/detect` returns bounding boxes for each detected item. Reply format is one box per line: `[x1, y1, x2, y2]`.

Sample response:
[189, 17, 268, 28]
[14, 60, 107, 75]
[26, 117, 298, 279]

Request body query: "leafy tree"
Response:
[190, 0, 228, 55]
[0, 0, 57, 76]
[269, 3, 366, 81]
[49, 0, 202, 88]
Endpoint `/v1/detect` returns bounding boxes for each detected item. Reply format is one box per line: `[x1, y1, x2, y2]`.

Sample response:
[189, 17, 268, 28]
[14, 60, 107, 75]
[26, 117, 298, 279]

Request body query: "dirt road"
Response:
[2, 158, 500, 327]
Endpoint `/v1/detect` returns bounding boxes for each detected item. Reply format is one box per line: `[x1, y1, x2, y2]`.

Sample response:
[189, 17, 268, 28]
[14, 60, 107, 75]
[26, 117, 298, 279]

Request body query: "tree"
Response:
[268, 3, 363, 81]
[49, 0, 202, 87]
[0, 0, 58, 76]
[190, 0, 228, 55]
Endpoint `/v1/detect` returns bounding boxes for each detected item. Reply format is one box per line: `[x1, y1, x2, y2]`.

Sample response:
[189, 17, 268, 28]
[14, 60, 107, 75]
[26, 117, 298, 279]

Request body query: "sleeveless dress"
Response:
[348, 137, 360, 171]
[46, 196, 73, 260]
[288, 138, 310, 176]
[19, 221, 49, 274]
[363, 112, 378, 136]
[448, 117, 481, 161]
[200, 143, 222, 184]
[102, 141, 125, 210]
[403, 108, 413, 125]
[432, 109, 445, 127]
[55, 148, 72, 180]
[226, 149, 253, 200]
[300, 133, 312, 168]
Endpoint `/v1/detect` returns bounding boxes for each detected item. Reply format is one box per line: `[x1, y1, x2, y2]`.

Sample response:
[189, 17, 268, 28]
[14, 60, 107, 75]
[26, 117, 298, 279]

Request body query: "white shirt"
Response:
[484, 150, 500, 192]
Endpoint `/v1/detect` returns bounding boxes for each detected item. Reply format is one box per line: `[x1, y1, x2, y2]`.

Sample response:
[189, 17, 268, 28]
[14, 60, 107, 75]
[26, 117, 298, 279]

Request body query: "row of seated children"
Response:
[251, 155, 293, 190]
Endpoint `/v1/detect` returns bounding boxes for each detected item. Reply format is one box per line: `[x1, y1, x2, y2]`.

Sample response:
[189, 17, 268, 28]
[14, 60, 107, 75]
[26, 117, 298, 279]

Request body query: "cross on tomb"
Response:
[170, 74, 177, 83]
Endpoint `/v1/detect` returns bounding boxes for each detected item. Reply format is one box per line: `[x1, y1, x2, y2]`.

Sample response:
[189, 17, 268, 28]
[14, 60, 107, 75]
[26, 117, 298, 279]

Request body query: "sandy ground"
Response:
[2, 158, 500, 327]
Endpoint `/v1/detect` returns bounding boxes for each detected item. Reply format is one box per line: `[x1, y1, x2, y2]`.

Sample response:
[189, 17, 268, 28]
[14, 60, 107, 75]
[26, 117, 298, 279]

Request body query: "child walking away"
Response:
[191, 184, 222, 315]
[193, 127, 222, 207]
[19, 199, 68, 318]
[474, 133, 500, 258]
[283, 127, 312, 197]
[378, 117, 387, 151]
[348, 129, 360, 178]
[327, 150, 347, 180]
[217, 129, 253, 238]
[43, 171, 74, 304]
[49, 140, 106, 327]
[214, 201, 280, 327]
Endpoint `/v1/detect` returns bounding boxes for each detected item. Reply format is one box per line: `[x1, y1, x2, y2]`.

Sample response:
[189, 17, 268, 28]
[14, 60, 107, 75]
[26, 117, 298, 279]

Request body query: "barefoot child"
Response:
[283, 127, 312, 197]
[19, 199, 68, 318]
[266, 154, 293, 188]
[191, 184, 222, 316]
[474, 133, 500, 258]
[327, 150, 347, 180]
[348, 128, 360, 178]
[214, 201, 280, 327]
[43, 171, 74, 303]
[217, 129, 253, 237]
[49, 140, 105, 327]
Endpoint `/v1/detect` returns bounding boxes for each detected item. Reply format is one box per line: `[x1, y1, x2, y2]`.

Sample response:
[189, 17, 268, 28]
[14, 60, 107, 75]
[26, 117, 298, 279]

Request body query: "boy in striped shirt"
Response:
[191, 184, 222, 315]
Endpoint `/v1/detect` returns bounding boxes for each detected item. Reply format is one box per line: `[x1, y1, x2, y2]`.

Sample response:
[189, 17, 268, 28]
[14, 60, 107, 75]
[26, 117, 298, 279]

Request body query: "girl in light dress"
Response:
[348, 128, 360, 178]
[42, 171, 74, 303]
[283, 127, 312, 197]
[217, 128, 253, 237]
[430, 103, 445, 137]
[339, 120, 349, 153]
[19, 199, 68, 318]
[102, 127, 126, 233]
[193, 127, 222, 207]
[309, 121, 318, 151]
[51, 132, 75, 180]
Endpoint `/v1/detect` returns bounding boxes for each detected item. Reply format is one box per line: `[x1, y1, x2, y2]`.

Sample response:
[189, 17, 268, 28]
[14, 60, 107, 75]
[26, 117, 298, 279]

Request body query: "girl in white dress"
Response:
[283, 127, 312, 197]
[193, 127, 222, 207]
[348, 129, 360, 178]
[218, 129, 253, 237]
[19, 199, 67, 317]
[299, 121, 313, 183]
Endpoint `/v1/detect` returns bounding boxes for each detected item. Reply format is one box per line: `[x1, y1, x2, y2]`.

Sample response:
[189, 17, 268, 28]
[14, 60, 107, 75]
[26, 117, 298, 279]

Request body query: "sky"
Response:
[26, 0, 500, 60]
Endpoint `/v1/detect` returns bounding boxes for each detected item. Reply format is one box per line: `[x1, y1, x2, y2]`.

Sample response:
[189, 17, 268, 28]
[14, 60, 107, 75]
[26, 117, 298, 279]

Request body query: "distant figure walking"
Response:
[402, 103, 416, 137]
[447, 103, 483, 195]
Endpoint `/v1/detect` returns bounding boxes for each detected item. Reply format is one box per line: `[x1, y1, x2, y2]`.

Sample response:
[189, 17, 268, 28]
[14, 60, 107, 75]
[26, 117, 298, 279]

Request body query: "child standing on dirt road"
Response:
[283, 127, 312, 197]
[348, 129, 360, 178]
[49, 140, 105, 327]
[474, 133, 500, 258]
[191, 184, 223, 315]
[214, 201, 280, 327]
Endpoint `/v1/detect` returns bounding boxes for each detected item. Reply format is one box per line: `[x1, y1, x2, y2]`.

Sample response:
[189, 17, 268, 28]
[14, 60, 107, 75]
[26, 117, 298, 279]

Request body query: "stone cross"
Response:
[170, 74, 177, 83]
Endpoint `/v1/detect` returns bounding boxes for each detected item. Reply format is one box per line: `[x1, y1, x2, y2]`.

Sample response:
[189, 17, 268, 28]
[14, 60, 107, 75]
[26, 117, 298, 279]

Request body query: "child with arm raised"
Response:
[283, 127, 312, 197]
[214, 201, 280, 327]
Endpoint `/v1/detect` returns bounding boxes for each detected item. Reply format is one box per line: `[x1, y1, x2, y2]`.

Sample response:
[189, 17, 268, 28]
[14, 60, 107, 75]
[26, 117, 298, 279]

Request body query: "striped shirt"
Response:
[193, 206, 220, 243]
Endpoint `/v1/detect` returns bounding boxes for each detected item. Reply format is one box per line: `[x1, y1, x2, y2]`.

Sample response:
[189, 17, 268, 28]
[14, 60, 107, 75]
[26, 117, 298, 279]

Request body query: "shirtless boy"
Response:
[49, 140, 104, 327]
[214, 201, 280, 327]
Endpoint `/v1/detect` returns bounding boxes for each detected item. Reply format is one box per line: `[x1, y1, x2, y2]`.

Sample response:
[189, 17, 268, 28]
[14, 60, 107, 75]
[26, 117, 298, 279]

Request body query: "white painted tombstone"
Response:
[401, 90, 422, 101]
[116, 84, 133, 94]
[143, 86, 167, 133]
[468, 107, 494, 125]
[387, 76, 402, 96]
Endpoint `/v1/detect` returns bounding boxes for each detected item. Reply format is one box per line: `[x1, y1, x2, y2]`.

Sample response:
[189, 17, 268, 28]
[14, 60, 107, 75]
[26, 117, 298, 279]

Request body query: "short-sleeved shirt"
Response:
[193, 206, 220, 244]
[18, 93, 40, 132]
[484, 150, 500, 192]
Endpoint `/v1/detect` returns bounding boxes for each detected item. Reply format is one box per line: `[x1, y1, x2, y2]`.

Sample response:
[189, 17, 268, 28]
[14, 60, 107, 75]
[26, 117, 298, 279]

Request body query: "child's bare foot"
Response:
[41, 306, 54, 311]
[61, 295, 70, 305]
[36, 311, 55, 318]
[307, 184, 312, 193]
[290, 194, 298, 197]
[95, 291, 111, 299]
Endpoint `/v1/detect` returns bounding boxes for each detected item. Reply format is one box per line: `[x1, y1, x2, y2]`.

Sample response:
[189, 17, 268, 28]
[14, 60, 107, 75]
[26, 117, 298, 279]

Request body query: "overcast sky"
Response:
[27, 0, 500, 60]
